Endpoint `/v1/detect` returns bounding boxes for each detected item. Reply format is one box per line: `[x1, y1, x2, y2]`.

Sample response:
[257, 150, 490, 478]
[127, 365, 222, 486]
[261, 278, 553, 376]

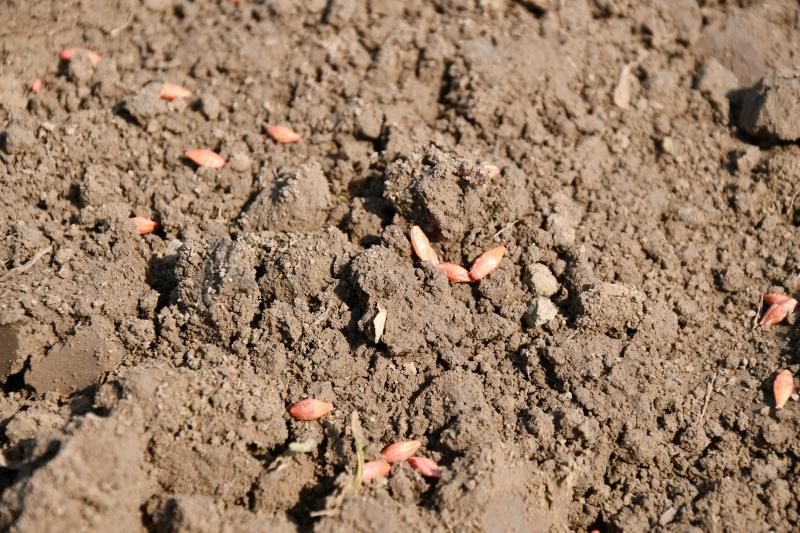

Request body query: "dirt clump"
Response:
[4, 0, 800, 531]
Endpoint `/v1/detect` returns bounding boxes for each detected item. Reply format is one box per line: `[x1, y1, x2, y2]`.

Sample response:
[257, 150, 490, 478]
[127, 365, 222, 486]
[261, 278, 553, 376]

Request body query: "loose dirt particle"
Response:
[185, 149, 225, 169]
[381, 440, 422, 463]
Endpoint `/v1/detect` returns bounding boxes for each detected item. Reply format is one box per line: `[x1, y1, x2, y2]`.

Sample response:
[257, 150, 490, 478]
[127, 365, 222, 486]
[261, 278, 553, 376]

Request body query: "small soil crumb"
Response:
[524, 296, 558, 328]
[576, 282, 646, 337]
[740, 69, 800, 141]
[122, 83, 170, 124]
[241, 161, 331, 232]
[525, 263, 559, 297]
[434, 442, 571, 531]
[26, 317, 122, 393]
[1, 125, 36, 154]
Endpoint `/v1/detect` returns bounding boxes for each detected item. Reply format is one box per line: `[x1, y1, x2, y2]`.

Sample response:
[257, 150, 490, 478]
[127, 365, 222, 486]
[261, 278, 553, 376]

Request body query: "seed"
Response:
[130, 216, 160, 235]
[468, 245, 507, 281]
[759, 293, 798, 326]
[484, 164, 500, 179]
[289, 398, 335, 421]
[185, 149, 225, 169]
[409, 225, 439, 266]
[362, 461, 391, 482]
[31, 79, 43, 93]
[59, 47, 102, 66]
[407, 456, 442, 479]
[436, 262, 471, 283]
[267, 124, 302, 144]
[774, 370, 795, 410]
[381, 440, 422, 463]
[160, 83, 192, 101]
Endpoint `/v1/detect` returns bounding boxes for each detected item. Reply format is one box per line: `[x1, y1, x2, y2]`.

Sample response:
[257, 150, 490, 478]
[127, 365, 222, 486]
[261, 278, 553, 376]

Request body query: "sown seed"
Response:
[483, 164, 500, 179]
[774, 370, 795, 410]
[130, 216, 160, 235]
[362, 461, 390, 482]
[59, 47, 102, 66]
[288, 398, 335, 421]
[31, 79, 43, 93]
[267, 124, 302, 144]
[759, 293, 798, 326]
[185, 149, 225, 169]
[409, 225, 439, 266]
[160, 83, 192, 101]
[407, 456, 442, 479]
[468, 245, 507, 281]
[381, 440, 422, 463]
[436, 262, 471, 283]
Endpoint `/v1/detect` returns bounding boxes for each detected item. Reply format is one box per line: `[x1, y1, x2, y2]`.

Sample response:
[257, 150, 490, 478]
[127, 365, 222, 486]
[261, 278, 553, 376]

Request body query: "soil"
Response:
[2, 0, 800, 531]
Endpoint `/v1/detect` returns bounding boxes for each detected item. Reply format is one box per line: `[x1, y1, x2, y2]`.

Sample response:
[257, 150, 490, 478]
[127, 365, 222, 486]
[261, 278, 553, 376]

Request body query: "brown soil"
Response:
[2, 0, 800, 531]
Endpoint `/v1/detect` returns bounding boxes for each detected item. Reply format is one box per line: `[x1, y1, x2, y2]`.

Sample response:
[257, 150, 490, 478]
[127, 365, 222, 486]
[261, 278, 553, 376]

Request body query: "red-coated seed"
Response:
[468, 245, 506, 281]
[185, 149, 225, 169]
[288, 398, 335, 421]
[160, 83, 192, 101]
[409, 225, 439, 266]
[774, 370, 795, 410]
[484, 164, 500, 179]
[381, 440, 422, 463]
[267, 124, 302, 144]
[59, 47, 102, 66]
[437, 262, 471, 283]
[362, 461, 391, 482]
[31, 79, 43, 93]
[407, 456, 442, 479]
[759, 293, 798, 326]
[130, 216, 160, 235]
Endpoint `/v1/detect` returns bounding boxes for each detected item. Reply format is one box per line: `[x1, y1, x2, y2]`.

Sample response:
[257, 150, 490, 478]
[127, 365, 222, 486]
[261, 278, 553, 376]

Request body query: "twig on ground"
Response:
[753, 292, 764, 330]
[699, 371, 718, 423]
[0, 246, 51, 282]
[109, 11, 134, 37]
[351, 411, 365, 494]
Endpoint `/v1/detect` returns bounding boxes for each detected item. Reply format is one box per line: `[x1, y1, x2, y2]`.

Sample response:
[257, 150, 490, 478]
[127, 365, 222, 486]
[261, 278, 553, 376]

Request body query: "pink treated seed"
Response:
[437, 262, 471, 283]
[468, 245, 506, 281]
[362, 461, 391, 482]
[407, 456, 442, 479]
[381, 440, 422, 463]
[185, 149, 225, 169]
[774, 370, 795, 410]
[409, 226, 439, 266]
[267, 124, 302, 144]
[288, 398, 335, 421]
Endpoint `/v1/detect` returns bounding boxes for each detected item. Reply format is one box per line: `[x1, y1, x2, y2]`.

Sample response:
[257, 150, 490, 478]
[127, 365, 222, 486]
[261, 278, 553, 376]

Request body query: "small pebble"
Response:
[526, 263, 559, 297]
[524, 297, 558, 327]
[200, 93, 221, 120]
[2, 125, 36, 154]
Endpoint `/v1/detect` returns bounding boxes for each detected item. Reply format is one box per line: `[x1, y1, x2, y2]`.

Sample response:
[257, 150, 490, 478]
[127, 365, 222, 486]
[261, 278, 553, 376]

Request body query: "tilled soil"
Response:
[2, 0, 800, 531]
